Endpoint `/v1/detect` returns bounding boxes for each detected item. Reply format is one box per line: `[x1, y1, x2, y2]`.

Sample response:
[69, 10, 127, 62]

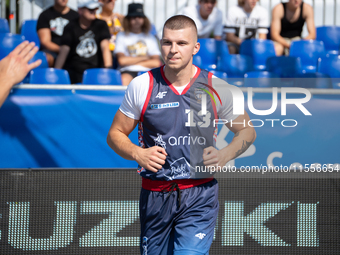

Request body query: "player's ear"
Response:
[193, 42, 200, 56]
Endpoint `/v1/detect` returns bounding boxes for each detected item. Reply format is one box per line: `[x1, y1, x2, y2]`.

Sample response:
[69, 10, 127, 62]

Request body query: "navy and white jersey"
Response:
[119, 66, 239, 181]
[139, 67, 218, 181]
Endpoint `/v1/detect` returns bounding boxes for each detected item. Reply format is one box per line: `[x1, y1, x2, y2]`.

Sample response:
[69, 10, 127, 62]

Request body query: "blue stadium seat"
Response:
[317, 55, 340, 88]
[82, 68, 122, 85]
[240, 39, 276, 71]
[194, 39, 229, 70]
[316, 26, 340, 54]
[0, 33, 25, 60]
[266, 56, 302, 78]
[0, 18, 10, 33]
[22, 51, 49, 83]
[30, 68, 71, 84]
[294, 72, 332, 88]
[217, 54, 253, 77]
[21, 19, 40, 48]
[209, 70, 227, 80]
[244, 71, 279, 87]
[289, 40, 325, 73]
[217, 54, 252, 86]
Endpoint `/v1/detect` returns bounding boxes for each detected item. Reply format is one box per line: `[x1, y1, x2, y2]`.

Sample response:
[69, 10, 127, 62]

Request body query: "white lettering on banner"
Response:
[8, 201, 77, 250]
[2, 200, 319, 249]
[222, 201, 319, 247]
[247, 87, 278, 115]
[79, 201, 139, 247]
[267, 151, 283, 167]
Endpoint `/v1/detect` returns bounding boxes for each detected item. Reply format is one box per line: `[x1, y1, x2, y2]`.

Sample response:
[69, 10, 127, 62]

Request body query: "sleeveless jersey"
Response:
[280, 2, 305, 38]
[137, 66, 220, 181]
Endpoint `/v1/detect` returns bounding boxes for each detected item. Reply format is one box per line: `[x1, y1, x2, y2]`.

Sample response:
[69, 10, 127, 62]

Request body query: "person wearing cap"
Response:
[114, 3, 161, 86]
[181, 0, 223, 39]
[36, 0, 79, 67]
[55, 0, 112, 84]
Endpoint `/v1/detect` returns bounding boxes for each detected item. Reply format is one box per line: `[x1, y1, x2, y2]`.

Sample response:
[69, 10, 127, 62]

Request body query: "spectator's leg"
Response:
[45, 52, 55, 67]
[228, 44, 238, 54]
[274, 42, 285, 56]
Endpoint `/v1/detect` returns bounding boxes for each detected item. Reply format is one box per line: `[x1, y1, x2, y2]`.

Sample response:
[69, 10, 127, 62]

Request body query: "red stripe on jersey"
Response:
[142, 177, 214, 191]
[208, 72, 218, 119]
[160, 65, 201, 95]
[140, 71, 154, 122]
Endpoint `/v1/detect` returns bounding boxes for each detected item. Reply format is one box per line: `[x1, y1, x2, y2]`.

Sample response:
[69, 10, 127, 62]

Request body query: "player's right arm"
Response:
[106, 74, 167, 172]
[107, 112, 167, 172]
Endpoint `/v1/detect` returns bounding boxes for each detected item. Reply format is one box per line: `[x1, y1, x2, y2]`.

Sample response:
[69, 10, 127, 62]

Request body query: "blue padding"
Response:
[266, 56, 302, 78]
[195, 39, 229, 70]
[217, 54, 253, 78]
[0, 18, 10, 33]
[244, 71, 279, 87]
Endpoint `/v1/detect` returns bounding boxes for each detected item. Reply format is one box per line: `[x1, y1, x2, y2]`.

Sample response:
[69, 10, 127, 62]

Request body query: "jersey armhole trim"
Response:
[208, 72, 218, 119]
[140, 71, 154, 122]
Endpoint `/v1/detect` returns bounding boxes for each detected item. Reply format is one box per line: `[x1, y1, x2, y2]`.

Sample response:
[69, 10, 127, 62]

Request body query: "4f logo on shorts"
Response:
[156, 91, 167, 99]
[195, 233, 206, 240]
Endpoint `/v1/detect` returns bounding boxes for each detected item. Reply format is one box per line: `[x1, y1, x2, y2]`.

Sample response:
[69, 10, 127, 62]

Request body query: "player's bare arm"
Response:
[203, 111, 256, 167]
[107, 110, 167, 172]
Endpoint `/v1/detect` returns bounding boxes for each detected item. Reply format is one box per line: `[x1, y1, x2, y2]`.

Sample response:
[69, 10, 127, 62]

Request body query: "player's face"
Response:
[244, 0, 258, 10]
[199, 0, 216, 16]
[289, 0, 302, 8]
[55, 0, 68, 8]
[161, 27, 200, 71]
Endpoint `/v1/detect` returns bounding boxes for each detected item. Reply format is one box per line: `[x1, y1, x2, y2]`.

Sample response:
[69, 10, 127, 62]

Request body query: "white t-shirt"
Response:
[114, 32, 161, 72]
[119, 68, 239, 122]
[181, 5, 223, 38]
[224, 5, 269, 40]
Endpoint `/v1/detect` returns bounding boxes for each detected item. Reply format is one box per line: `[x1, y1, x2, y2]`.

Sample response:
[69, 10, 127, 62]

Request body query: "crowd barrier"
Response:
[0, 169, 338, 254]
[0, 85, 339, 169]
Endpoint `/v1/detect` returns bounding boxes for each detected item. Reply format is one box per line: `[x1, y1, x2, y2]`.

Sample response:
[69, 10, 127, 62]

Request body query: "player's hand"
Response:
[202, 146, 225, 169]
[136, 146, 167, 173]
[0, 41, 41, 86]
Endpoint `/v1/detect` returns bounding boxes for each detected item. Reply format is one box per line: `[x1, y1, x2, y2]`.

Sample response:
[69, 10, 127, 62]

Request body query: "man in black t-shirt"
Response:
[55, 0, 112, 84]
[37, 0, 79, 66]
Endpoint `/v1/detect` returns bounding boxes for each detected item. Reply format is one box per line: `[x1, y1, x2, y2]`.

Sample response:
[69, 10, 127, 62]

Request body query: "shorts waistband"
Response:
[142, 177, 214, 191]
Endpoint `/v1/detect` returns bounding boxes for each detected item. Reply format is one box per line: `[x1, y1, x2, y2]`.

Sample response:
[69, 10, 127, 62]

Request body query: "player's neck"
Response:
[164, 64, 196, 87]
[53, 5, 69, 14]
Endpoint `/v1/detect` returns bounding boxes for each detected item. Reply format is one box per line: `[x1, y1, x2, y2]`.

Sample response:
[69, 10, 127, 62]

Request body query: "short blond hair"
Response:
[163, 15, 198, 41]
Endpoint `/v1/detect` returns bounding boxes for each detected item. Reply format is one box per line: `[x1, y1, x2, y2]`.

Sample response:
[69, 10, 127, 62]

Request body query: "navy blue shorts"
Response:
[139, 179, 219, 255]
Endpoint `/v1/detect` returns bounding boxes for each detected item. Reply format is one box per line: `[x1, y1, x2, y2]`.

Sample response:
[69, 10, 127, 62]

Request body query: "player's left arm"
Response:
[203, 111, 256, 167]
[303, 4, 316, 40]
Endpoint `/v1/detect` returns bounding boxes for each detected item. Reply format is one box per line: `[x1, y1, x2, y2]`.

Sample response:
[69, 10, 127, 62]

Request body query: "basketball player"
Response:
[107, 15, 256, 255]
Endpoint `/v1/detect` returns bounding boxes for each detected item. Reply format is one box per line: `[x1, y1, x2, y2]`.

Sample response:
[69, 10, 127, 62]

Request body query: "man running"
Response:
[107, 15, 256, 255]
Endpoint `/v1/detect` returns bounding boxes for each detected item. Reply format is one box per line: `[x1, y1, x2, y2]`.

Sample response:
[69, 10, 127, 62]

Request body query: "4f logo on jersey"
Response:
[195, 233, 206, 240]
[156, 91, 167, 99]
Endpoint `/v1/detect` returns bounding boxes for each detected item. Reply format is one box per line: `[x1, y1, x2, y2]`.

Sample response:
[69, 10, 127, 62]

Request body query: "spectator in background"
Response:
[271, 0, 315, 56]
[0, 42, 41, 107]
[55, 0, 112, 84]
[114, 3, 161, 86]
[224, 0, 269, 54]
[37, 0, 79, 67]
[96, 0, 124, 52]
[181, 0, 223, 39]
